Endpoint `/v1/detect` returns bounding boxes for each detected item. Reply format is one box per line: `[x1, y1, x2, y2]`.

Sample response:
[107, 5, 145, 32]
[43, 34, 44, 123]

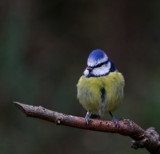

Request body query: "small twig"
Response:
[13, 102, 160, 154]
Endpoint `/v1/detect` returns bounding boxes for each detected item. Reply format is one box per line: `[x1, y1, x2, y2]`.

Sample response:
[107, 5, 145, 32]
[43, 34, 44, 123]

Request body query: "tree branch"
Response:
[14, 102, 160, 154]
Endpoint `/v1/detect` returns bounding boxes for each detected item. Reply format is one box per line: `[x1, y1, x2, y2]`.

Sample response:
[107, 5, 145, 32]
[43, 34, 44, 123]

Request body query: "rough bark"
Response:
[14, 102, 160, 154]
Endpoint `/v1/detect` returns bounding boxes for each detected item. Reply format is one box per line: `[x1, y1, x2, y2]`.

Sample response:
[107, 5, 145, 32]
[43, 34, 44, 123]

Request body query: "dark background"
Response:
[1, 0, 160, 154]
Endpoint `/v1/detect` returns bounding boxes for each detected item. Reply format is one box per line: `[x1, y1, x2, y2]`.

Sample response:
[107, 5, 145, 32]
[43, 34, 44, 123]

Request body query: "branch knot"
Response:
[131, 127, 160, 154]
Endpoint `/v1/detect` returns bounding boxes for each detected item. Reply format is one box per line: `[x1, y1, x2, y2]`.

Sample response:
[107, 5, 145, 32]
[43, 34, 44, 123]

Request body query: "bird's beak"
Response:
[83, 66, 93, 77]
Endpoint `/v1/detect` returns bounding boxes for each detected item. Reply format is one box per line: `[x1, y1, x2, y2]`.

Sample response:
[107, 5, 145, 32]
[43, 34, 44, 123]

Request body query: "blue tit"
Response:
[77, 49, 124, 127]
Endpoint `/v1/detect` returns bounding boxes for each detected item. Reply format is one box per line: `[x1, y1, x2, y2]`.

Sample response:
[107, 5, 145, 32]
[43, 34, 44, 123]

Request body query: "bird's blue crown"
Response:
[84, 49, 116, 77]
[88, 49, 106, 62]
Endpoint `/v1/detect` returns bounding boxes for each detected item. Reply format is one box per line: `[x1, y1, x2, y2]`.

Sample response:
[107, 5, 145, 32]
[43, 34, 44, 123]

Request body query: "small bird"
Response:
[77, 49, 124, 127]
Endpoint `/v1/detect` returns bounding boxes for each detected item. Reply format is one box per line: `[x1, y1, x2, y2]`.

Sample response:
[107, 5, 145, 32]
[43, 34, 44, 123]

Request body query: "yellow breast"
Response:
[77, 71, 125, 115]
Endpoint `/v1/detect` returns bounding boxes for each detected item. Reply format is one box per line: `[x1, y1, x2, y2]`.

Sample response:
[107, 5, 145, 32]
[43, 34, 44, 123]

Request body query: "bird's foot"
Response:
[85, 111, 91, 125]
[109, 112, 119, 128]
[112, 116, 119, 128]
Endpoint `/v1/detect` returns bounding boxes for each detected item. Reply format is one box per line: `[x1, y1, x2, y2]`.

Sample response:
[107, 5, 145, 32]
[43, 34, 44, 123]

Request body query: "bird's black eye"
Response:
[96, 63, 104, 68]
[95, 61, 108, 68]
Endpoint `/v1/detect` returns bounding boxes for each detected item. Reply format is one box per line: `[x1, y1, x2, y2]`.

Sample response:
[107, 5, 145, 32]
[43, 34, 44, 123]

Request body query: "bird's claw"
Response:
[109, 112, 119, 128]
[112, 117, 119, 128]
[85, 112, 91, 125]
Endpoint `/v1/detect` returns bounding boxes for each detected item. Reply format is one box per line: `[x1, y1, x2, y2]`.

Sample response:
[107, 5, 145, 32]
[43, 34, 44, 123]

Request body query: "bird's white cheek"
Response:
[83, 69, 89, 76]
[92, 62, 111, 76]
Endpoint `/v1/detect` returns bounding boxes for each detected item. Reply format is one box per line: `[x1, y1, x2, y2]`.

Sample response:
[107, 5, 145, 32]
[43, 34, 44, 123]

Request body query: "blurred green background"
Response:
[1, 0, 160, 154]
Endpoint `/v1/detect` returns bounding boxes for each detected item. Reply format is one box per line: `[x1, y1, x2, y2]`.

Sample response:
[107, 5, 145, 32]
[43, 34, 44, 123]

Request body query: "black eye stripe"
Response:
[87, 60, 109, 70]
[96, 63, 104, 68]
[93, 61, 108, 68]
